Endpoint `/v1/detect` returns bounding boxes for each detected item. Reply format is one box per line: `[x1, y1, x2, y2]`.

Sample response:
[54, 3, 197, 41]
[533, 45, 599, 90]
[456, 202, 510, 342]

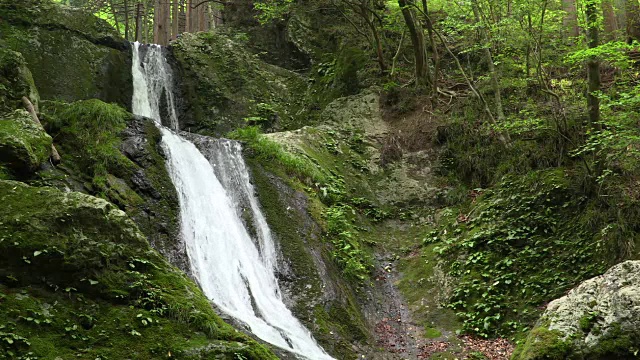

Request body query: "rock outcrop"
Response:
[0, 109, 52, 175]
[514, 260, 640, 359]
[0, 0, 132, 107]
[171, 31, 309, 135]
[0, 180, 277, 359]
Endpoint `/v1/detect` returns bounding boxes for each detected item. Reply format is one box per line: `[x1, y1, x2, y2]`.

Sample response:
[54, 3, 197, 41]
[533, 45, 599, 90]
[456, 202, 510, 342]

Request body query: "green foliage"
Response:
[228, 126, 327, 185]
[244, 102, 278, 129]
[44, 99, 134, 191]
[566, 42, 636, 69]
[324, 205, 373, 282]
[254, 0, 294, 24]
[435, 170, 607, 338]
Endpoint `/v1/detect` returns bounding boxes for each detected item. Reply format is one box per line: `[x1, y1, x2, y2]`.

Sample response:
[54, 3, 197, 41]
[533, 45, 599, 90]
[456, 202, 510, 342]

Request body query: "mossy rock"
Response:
[0, 109, 51, 174]
[511, 326, 574, 360]
[0, 48, 39, 113]
[0, 180, 276, 359]
[39, 99, 184, 272]
[0, 0, 132, 108]
[514, 261, 640, 359]
[171, 31, 308, 135]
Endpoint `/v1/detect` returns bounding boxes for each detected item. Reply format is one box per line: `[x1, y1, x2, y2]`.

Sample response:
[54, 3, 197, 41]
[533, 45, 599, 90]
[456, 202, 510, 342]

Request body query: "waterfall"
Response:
[131, 43, 334, 360]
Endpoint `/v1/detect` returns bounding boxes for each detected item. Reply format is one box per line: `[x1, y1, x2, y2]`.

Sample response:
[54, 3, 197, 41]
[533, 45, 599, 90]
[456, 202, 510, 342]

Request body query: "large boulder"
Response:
[513, 260, 640, 360]
[0, 109, 51, 174]
[171, 31, 308, 135]
[0, 0, 132, 108]
[0, 180, 277, 359]
[0, 49, 39, 112]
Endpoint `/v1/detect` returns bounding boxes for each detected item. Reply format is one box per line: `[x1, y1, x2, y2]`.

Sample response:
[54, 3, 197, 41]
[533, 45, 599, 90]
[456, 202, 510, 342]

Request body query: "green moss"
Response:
[0, 109, 52, 175]
[425, 327, 443, 339]
[512, 326, 573, 360]
[38, 101, 180, 267]
[579, 312, 600, 334]
[172, 31, 310, 135]
[0, 48, 39, 113]
[396, 242, 459, 335]
[230, 126, 327, 185]
[586, 323, 639, 359]
[43, 99, 132, 186]
[0, 0, 131, 105]
[0, 180, 276, 359]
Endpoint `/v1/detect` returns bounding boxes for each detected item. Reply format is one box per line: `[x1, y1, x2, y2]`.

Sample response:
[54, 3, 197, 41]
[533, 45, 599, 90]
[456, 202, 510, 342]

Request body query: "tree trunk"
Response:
[172, 0, 180, 39]
[154, 0, 170, 45]
[626, 0, 640, 42]
[472, 1, 506, 125]
[398, 0, 429, 87]
[186, 0, 192, 33]
[124, 0, 130, 40]
[602, 0, 619, 39]
[109, 0, 121, 35]
[562, 0, 580, 38]
[361, 3, 386, 73]
[21, 97, 61, 164]
[422, 0, 439, 95]
[135, 2, 143, 42]
[143, 0, 149, 43]
[616, 0, 628, 35]
[197, 1, 207, 31]
[586, 0, 601, 129]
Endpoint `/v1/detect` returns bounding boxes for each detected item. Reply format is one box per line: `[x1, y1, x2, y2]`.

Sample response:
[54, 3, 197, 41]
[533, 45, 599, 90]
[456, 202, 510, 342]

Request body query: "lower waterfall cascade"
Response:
[131, 42, 334, 360]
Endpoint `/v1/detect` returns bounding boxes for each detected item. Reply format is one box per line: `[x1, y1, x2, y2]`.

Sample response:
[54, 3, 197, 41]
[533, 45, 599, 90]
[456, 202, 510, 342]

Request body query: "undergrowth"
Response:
[42, 99, 135, 193]
[433, 169, 610, 338]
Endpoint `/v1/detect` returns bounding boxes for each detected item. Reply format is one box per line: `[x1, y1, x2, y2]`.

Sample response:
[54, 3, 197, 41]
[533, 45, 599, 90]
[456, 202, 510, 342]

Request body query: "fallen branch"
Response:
[22, 96, 61, 164]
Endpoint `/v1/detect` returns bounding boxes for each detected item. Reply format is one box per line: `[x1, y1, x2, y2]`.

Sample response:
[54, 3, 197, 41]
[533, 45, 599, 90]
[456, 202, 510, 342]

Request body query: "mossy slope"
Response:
[0, 180, 276, 359]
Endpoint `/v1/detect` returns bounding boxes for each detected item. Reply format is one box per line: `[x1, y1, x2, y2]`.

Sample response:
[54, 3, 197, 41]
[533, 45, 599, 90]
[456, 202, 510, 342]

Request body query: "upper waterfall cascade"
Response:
[131, 43, 334, 360]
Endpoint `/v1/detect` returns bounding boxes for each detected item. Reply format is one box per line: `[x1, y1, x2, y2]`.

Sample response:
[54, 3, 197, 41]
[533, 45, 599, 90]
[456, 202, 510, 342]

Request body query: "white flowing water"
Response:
[131, 43, 333, 360]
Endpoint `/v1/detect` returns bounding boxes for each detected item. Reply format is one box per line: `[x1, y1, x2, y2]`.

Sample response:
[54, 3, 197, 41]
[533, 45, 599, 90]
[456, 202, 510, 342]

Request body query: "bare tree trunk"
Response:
[143, 0, 149, 43]
[602, 0, 619, 39]
[124, 0, 130, 40]
[197, 1, 206, 31]
[362, 4, 386, 73]
[185, 0, 192, 33]
[422, 0, 439, 95]
[172, 0, 180, 39]
[135, 2, 143, 42]
[154, 0, 170, 45]
[616, 0, 628, 35]
[398, 0, 429, 87]
[562, 0, 580, 38]
[21, 97, 61, 164]
[472, 1, 507, 126]
[109, 0, 121, 35]
[586, 0, 601, 129]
